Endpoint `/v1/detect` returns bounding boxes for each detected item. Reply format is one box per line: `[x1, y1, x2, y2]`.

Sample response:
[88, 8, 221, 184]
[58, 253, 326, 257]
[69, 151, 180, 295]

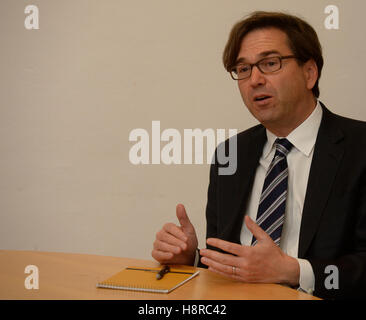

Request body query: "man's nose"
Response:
[249, 65, 266, 87]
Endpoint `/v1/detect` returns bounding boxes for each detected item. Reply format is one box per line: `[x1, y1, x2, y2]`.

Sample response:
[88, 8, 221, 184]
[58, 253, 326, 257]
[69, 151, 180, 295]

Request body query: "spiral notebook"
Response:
[96, 265, 200, 293]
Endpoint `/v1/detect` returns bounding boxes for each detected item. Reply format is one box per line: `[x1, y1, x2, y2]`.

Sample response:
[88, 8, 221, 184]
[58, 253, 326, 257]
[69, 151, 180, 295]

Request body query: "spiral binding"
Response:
[97, 281, 169, 293]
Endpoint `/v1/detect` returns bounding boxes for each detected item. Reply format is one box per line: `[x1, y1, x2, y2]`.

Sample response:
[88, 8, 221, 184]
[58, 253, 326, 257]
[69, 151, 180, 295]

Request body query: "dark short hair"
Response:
[223, 11, 323, 98]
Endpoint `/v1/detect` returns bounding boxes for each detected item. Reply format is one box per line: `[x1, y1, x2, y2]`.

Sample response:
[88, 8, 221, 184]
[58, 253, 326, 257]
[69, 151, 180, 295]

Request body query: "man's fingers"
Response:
[200, 256, 233, 274]
[200, 248, 239, 266]
[151, 249, 173, 262]
[244, 215, 271, 243]
[206, 238, 245, 256]
[153, 239, 182, 255]
[157, 225, 187, 250]
[176, 204, 194, 232]
[151, 204, 198, 265]
[206, 265, 243, 282]
[200, 246, 243, 280]
[162, 222, 188, 241]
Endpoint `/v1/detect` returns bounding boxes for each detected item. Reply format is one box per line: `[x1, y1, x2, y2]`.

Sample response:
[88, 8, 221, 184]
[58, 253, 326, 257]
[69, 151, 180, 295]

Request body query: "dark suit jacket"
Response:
[203, 102, 366, 299]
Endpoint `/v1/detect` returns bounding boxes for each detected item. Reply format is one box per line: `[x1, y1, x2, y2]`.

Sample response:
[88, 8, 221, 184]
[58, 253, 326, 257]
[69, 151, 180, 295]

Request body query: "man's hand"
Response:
[151, 204, 198, 266]
[200, 216, 300, 286]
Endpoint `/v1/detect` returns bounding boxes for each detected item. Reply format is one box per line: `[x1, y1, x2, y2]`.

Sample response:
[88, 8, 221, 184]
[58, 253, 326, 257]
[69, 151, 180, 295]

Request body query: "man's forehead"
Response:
[236, 27, 291, 62]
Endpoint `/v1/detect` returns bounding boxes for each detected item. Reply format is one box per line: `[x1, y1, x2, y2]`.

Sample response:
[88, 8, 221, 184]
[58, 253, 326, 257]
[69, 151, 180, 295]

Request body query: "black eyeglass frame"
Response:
[229, 55, 298, 80]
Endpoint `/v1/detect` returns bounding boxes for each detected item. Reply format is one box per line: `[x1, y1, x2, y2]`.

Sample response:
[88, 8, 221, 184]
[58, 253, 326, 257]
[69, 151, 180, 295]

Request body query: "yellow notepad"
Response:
[97, 265, 200, 293]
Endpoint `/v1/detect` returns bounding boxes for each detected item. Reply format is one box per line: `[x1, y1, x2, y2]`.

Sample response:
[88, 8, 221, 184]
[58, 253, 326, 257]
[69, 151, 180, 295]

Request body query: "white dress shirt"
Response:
[240, 101, 323, 294]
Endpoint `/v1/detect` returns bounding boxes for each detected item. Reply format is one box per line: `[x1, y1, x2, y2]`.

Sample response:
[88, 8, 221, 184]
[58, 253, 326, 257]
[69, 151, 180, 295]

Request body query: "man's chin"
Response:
[251, 109, 278, 125]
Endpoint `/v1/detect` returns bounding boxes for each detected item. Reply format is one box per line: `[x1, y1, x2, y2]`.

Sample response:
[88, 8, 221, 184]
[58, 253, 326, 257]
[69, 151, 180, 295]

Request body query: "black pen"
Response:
[156, 265, 170, 280]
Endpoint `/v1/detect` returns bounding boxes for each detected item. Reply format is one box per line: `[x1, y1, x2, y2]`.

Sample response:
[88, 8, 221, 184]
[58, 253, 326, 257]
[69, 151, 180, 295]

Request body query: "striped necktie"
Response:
[251, 138, 293, 246]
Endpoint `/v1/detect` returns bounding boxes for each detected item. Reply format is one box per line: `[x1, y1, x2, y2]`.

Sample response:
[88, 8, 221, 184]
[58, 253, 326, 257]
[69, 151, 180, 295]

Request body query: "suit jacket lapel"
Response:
[222, 126, 267, 244]
[298, 104, 345, 258]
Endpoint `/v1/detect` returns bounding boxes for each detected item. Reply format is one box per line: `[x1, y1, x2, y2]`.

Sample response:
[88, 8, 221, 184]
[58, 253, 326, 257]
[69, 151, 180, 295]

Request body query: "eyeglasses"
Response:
[230, 55, 297, 80]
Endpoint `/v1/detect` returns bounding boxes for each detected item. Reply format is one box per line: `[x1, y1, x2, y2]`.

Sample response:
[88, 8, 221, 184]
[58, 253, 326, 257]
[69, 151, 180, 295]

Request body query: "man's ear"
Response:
[303, 59, 318, 91]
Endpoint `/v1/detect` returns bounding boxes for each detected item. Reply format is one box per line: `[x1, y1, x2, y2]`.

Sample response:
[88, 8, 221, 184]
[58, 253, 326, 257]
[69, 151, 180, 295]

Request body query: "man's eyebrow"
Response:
[235, 50, 282, 65]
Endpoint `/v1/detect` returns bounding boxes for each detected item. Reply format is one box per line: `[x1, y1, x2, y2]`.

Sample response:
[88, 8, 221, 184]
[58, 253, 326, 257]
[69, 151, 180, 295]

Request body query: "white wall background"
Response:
[1, 0, 365, 259]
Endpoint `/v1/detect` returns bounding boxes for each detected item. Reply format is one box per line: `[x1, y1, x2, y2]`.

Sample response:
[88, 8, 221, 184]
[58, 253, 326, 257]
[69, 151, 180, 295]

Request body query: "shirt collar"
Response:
[263, 100, 323, 159]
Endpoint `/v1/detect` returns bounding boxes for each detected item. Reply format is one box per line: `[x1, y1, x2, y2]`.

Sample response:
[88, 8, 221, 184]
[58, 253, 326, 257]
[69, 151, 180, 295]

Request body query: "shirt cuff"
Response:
[296, 258, 315, 295]
[193, 248, 200, 267]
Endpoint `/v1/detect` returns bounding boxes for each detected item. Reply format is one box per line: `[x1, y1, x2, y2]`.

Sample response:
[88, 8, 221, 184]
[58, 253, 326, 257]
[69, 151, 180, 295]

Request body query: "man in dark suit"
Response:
[151, 11, 366, 299]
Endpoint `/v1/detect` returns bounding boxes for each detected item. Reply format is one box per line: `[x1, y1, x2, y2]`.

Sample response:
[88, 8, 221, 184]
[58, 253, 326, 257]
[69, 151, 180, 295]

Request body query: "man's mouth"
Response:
[254, 95, 272, 102]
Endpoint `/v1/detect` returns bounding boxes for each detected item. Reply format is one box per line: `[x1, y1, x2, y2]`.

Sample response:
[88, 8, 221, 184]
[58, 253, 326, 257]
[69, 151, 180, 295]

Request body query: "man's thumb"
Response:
[176, 204, 193, 231]
[245, 215, 271, 243]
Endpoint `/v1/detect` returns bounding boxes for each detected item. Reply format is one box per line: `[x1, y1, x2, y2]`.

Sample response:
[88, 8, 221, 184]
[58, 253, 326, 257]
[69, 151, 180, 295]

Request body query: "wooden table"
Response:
[0, 250, 320, 300]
